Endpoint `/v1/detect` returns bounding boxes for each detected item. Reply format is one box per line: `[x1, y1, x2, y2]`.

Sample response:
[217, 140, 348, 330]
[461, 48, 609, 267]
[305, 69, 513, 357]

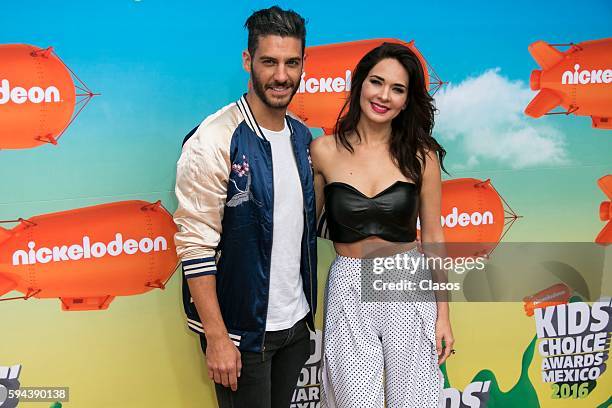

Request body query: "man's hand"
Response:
[186, 276, 241, 390]
[206, 336, 242, 391]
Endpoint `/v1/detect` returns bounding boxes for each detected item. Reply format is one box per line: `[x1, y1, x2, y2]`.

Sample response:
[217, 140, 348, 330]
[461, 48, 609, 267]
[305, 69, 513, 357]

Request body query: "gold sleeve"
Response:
[173, 107, 235, 278]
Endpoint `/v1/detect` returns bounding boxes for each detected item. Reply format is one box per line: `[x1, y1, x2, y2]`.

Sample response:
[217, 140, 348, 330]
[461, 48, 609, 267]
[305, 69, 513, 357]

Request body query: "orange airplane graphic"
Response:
[0, 44, 97, 149]
[525, 38, 612, 129]
[0, 200, 178, 310]
[417, 178, 519, 257]
[523, 283, 571, 317]
[596, 174, 612, 244]
[288, 38, 442, 133]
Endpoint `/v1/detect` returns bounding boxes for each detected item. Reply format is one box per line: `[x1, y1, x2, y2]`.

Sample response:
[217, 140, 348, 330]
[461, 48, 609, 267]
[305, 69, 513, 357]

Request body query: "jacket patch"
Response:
[227, 155, 262, 207]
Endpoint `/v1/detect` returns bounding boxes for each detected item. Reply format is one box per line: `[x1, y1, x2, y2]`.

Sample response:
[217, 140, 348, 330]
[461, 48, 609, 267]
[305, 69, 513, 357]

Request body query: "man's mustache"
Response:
[266, 81, 295, 88]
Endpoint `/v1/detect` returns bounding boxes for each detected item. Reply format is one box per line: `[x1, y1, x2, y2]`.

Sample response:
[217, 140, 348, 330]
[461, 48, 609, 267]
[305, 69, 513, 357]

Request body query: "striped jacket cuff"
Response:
[186, 319, 242, 347]
[182, 257, 217, 278]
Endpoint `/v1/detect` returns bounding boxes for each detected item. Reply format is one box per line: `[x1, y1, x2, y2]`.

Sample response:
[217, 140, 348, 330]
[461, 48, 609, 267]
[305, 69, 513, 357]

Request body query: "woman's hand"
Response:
[435, 317, 455, 365]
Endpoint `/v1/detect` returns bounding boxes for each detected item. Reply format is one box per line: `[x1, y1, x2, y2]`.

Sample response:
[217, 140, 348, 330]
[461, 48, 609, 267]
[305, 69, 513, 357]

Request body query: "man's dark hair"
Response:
[244, 6, 306, 56]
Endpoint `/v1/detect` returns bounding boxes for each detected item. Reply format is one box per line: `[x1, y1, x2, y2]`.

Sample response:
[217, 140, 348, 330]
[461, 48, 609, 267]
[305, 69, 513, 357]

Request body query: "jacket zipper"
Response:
[289, 131, 316, 331]
[261, 138, 273, 361]
[303, 207, 315, 331]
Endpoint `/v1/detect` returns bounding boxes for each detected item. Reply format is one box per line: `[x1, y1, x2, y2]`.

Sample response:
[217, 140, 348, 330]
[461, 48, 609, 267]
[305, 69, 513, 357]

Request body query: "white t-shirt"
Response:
[261, 121, 310, 331]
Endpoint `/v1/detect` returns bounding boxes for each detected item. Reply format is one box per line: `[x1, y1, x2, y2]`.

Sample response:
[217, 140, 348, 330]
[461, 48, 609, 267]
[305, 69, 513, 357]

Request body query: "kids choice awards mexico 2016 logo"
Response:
[0, 365, 21, 408]
[0, 365, 67, 407]
[442, 380, 492, 408]
[291, 330, 322, 407]
[532, 295, 611, 400]
[289, 329, 495, 408]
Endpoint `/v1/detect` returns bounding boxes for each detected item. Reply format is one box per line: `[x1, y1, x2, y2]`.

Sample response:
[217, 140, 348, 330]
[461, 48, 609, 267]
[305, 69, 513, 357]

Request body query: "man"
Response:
[173, 6, 316, 408]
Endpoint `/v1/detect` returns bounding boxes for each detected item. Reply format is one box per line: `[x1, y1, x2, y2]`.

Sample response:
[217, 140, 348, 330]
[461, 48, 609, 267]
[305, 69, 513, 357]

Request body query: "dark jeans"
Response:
[199, 317, 311, 408]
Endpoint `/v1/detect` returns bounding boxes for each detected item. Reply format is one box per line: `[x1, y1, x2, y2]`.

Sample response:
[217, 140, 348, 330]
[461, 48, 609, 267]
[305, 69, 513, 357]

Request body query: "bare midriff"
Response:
[333, 235, 418, 259]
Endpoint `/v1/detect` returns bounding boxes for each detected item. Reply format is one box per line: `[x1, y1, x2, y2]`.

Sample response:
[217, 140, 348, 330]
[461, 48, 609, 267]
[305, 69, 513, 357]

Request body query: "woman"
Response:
[310, 42, 454, 407]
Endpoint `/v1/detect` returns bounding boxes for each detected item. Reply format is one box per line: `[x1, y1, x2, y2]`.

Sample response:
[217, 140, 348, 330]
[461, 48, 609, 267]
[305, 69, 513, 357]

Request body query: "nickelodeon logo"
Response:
[0, 44, 95, 149]
[410, 178, 513, 257]
[0, 79, 60, 104]
[0, 200, 178, 311]
[561, 64, 612, 85]
[525, 39, 612, 129]
[297, 70, 352, 94]
[441, 207, 494, 228]
[417, 207, 495, 230]
[12, 233, 169, 266]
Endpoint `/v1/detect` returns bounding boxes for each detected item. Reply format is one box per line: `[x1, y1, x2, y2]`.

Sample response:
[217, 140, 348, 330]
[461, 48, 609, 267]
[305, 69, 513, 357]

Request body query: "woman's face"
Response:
[359, 57, 409, 125]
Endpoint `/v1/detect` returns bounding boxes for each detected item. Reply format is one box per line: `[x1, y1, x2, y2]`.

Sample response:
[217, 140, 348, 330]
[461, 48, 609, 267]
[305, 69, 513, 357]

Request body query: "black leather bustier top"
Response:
[323, 181, 419, 243]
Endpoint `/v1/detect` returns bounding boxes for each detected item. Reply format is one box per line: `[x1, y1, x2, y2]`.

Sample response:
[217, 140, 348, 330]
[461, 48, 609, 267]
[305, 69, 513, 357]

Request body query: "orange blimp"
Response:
[0, 200, 178, 310]
[0, 44, 96, 149]
[525, 38, 612, 129]
[523, 283, 571, 317]
[417, 178, 519, 257]
[596, 174, 612, 244]
[289, 38, 441, 134]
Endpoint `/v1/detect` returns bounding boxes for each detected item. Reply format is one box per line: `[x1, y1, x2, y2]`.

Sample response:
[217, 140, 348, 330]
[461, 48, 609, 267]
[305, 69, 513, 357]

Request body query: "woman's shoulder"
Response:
[310, 134, 338, 173]
[310, 134, 337, 156]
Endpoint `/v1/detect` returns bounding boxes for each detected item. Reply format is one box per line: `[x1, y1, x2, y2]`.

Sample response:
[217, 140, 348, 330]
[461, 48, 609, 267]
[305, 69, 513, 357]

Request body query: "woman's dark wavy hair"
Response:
[334, 42, 447, 187]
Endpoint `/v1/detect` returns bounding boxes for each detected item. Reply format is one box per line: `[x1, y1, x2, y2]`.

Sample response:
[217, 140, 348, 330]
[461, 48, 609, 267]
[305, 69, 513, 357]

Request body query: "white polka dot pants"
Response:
[320, 250, 444, 408]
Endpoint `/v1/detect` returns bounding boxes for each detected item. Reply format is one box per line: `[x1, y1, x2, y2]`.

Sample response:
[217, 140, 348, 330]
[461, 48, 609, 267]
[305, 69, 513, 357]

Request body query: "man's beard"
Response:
[251, 64, 300, 109]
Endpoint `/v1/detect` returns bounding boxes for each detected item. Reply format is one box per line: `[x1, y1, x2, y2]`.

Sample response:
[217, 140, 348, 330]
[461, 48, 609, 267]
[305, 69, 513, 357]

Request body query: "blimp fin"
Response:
[525, 89, 563, 118]
[598, 175, 612, 200]
[592, 116, 612, 130]
[0, 275, 17, 297]
[600, 201, 611, 222]
[595, 222, 612, 244]
[60, 295, 115, 311]
[528, 41, 564, 70]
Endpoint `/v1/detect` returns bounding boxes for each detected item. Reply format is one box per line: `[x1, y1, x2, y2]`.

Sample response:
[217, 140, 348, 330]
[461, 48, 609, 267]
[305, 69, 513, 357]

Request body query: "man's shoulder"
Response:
[286, 110, 308, 130]
[182, 102, 243, 148]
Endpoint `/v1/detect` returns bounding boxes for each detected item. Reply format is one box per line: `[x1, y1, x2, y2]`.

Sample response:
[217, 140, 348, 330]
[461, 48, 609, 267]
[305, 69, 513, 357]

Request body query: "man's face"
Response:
[243, 35, 303, 109]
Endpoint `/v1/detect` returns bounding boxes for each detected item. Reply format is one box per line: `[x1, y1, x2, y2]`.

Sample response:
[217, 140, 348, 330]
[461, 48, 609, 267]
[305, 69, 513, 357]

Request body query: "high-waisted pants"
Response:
[320, 249, 444, 408]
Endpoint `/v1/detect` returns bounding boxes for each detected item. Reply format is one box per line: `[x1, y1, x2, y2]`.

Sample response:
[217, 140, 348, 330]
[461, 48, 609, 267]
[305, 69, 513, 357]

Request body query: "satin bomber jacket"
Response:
[173, 95, 317, 352]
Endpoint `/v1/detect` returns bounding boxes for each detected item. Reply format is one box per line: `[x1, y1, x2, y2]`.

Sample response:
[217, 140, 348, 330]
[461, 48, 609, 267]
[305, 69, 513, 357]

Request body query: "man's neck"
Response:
[245, 91, 287, 131]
